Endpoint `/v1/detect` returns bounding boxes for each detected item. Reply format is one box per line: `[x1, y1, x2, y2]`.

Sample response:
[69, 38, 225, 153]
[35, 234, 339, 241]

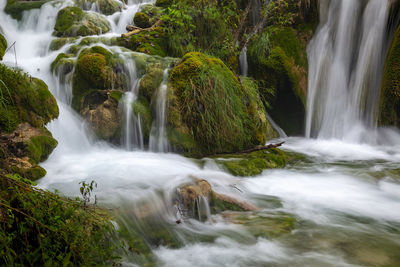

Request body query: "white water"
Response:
[239, 46, 248, 77]
[306, 0, 391, 143]
[149, 68, 169, 152]
[1, 0, 400, 266]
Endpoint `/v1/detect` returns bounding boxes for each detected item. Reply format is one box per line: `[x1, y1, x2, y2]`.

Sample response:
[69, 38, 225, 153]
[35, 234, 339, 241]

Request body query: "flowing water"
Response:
[1, 0, 400, 266]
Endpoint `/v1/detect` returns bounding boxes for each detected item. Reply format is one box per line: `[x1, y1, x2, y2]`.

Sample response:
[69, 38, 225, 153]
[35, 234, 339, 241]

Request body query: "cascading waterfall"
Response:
[306, 0, 390, 142]
[239, 46, 248, 77]
[149, 69, 169, 152]
[119, 57, 144, 150]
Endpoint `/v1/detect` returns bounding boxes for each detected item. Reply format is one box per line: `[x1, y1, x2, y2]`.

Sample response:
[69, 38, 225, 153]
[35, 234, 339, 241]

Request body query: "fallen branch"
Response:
[239, 142, 285, 154]
[121, 20, 162, 38]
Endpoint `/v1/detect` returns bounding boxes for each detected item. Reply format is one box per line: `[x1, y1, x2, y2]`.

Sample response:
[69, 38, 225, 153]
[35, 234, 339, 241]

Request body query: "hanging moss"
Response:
[138, 66, 164, 102]
[379, 25, 400, 127]
[168, 52, 269, 157]
[0, 34, 7, 61]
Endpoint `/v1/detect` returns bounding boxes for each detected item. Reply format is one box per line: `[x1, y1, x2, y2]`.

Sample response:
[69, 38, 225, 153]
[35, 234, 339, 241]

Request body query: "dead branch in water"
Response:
[121, 20, 162, 38]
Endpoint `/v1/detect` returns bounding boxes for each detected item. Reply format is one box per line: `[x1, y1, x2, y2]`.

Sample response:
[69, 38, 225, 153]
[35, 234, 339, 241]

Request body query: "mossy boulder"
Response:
[0, 34, 7, 61]
[51, 53, 75, 75]
[213, 148, 287, 177]
[75, 0, 122, 15]
[0, 64, 59, 133]
[132, 97, 152, 140]
[138, 66, 164, 101]
[248, 27, 307, 135]
[167, 52, 270, 157]
[117, 27, 167, 57]
[379, 25, 400, 127]
[5, 0, 50, 20]
[53, 6, 111, 37]
[134, 12, 152, 28]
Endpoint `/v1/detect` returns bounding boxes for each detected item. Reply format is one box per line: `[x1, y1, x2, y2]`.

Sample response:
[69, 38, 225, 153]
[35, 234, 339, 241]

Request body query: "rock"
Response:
[0, 33, 7, 61]
[51, 53, 75, 75]
[379, 25, 400, 127]
[177, 178, 257, 220]
[80, 91, 121, 140]
[167, 52, 270, 157]
[134, 12, 152, 28]
[53, 6, 111, 37]
[4, 0, 50, 20]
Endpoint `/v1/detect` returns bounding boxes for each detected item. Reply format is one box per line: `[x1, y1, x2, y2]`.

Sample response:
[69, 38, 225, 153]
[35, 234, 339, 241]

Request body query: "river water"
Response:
[1, 0, 400, 266]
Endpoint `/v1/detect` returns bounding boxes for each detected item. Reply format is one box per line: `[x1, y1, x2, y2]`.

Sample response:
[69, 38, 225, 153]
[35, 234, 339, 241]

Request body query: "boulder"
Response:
[75, 0, 122, 15]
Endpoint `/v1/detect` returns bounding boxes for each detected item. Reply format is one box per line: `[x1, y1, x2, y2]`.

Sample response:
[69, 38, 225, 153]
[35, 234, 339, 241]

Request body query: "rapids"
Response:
[1, 0, 400, 266]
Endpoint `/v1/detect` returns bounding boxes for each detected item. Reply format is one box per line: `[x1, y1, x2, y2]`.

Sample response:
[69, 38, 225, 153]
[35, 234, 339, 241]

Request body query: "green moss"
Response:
[49, 37, 76, 51]
[53, 6, 110, 37]
[210, 191, 245, 213]
[0, 34, 7, 61]
[0, 64, 59, 133]
[109, 90, 123, 102]
[214, 148, 287, 177]
[50, 53, 75, 75]
[27, 135, 58, 164]
[138, 66, 164, 101]
[5, 0, 49, 20]
[168, 52, 268, 157]
[117, 27, 168, 57]
[155, 0, 172, 7]
[379, 25, 400, 127]
[11, 165, 47, 181]
[134, 12, 152, 28]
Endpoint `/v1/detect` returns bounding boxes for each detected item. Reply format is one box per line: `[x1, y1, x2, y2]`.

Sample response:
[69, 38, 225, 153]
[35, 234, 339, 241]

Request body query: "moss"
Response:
[132, 97, 152, 140]
[168, 52, 268, 157]
[5, 0, 49, 20]
[209, 191, 245, 213]
[0, 64, 59, 133]
[0, 34, 7, 61]
[11, 165, 47, 181]
[109, 90, 123, 102]
[53, 6, 110, 37]
[214, 148, 287, 177]
[138, 66, 164, 101]
[49, 37, 76, 51]
[117, 27, 168, 57]
[27, 135, 58, 164]
[134, 12, 152, 28]
[50, 53, 75, 75]
[379, 25, 400, 127]
[155, 0, 172, 7]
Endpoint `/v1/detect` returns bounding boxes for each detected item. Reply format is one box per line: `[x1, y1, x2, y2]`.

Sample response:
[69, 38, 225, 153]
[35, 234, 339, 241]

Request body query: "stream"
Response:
[1, 0, 400, 266]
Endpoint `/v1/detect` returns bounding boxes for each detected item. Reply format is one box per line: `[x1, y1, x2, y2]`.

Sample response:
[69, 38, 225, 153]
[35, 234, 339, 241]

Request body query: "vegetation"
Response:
[74, 0, 122, 15]
[4, 0, 49, 20]
[0, 34, 7, 61]
[0, 174, 119, 266]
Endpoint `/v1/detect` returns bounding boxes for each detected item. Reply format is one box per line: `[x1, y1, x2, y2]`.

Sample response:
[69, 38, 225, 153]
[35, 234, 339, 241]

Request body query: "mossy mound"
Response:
[0, 64, 59, 133]
[379, 25, 400, 127]
[134, 12, 152, 28]
[75, 0, 122, 15]
[213, 148, 287, 177]
[4, 0, 50, 20]
[0, 174, 119, 266]
[0, 34, 7, 61]
[138, 66, 164, 101]
[167, 52, 269, 157]
[132, 97, 152, 140]
[248, 27, 307, 135]
[51, 53, 75, 75]
[53, 6, 111, 37]
[117, 26, 168, 57]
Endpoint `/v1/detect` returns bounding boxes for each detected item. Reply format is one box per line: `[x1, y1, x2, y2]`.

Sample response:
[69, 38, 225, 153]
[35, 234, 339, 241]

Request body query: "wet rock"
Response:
[53, 6, 111, 37]
[75, 0, 122, 15]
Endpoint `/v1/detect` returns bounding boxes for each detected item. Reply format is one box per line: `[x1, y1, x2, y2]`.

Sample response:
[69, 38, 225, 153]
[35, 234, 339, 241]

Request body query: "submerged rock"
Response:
[53, 6, 111, 37]
[167, 52, 271, 157]
[75, 0, 122, 15]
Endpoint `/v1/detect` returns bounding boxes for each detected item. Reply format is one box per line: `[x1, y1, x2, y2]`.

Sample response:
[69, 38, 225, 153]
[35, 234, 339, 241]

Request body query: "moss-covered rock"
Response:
[4, 0, 50, 20]
[213, 148, 287, 177]
[379, 25, 400, 127]
[75, 0, 122, 15]
[53, 6, 111, 37]
[132, 97, 152, 140]
[138, 66, 164, 101]
[155, 0, 172, 8]
[167, 52, 270, 157]
[51, 53, 75, 75]
[0, 64, 59, 133]
[0, 34, 7, 61]
[134, 12, 152, 28]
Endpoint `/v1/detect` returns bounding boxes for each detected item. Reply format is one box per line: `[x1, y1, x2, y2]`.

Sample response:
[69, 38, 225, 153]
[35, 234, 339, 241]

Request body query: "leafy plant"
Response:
[79, 180, 97, 208]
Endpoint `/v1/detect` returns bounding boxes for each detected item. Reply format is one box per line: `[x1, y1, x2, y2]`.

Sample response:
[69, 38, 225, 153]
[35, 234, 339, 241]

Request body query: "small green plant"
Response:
[79, 180, 97, 208]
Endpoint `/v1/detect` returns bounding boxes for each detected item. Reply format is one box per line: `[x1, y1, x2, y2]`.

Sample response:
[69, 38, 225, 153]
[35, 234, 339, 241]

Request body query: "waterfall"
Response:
[306, 0, 390, 142]
[239, 46, 248, 77]
[149, 69, 169, 152]
[120, 58, 144, 150]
